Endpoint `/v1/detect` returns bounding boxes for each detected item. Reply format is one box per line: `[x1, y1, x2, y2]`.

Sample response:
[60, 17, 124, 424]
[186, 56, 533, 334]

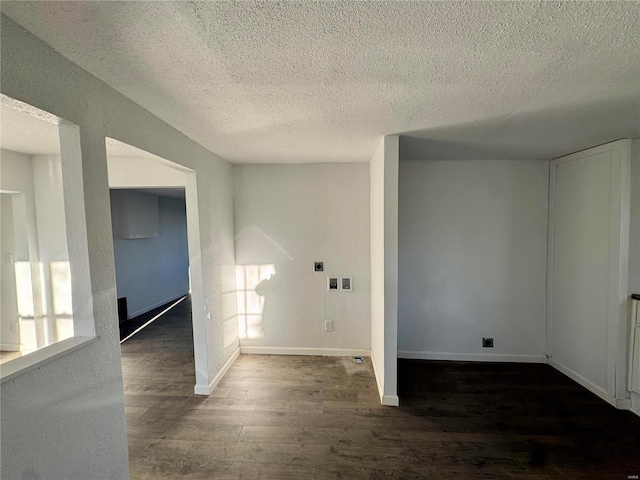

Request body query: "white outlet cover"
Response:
[340, 277, 353, 292]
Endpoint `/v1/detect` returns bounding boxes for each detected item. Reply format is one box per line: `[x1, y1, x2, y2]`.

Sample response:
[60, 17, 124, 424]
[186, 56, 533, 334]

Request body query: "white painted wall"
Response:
[547, 140, 631, 405]
[234, 163, 371, 352]
[0, 150, 37, 261]
[111, 189, 160, 239]
[1, 149, 40, 350]
[112, 194, 189, 318]
[108, 155, 186, 188]
[1, 192, 20, 349]
[1, 15, 237, 480]
[32, 155, 72, 345]
[32, 155, 68, 261]
[398, 160, 549, 362]
[370, 135, 399, 406]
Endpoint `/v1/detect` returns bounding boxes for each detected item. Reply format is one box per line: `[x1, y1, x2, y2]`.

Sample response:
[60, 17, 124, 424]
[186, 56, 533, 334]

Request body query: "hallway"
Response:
[121, 300, 640, 479]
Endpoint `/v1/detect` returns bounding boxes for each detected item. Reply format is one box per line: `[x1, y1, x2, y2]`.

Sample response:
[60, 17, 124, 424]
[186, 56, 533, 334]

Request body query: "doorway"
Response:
[105, 138, 209, 393]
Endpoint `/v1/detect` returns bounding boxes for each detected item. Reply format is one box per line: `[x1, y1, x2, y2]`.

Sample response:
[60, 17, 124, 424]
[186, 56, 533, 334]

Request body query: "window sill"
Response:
[0, 336, 98, 384]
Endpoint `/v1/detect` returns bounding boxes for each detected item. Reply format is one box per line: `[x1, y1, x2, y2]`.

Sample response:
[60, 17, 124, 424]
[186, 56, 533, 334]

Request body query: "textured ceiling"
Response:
[2, 1, 639, 163]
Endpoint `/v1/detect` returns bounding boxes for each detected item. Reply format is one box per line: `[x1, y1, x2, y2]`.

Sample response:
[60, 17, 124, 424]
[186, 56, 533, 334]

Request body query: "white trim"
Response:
[382, 395, 399, 407]
[398, 351, 547, 363]
[629, 300, 639, 391]
[194, 346, 240, 396]
[183, 170, 209, 394]
[370, 349, 399, 406]
[126, 291, 189, 319]
[631, 393, 640, 417]
[616, 398, 631, 409]
[0, 336, 98, 383]
[0, 344, 21, 351]
[615, 140, 631, 398]
[370, 349, 384, 402]
[239, 346, 371, 357]
[548, 358, 619, 408]
[193, 384, 211, 395]
[545, 157, 556, 358]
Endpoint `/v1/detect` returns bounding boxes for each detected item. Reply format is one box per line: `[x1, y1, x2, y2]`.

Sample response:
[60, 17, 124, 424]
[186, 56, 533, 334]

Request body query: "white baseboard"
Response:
[547, 358, 620, 408]
[616, 399, 631, 409]
[382, 394, 400, 407]
[128, 292, 189, 319]
[630, 393, 640, 417]
[194, 347, 240, 396]
[370, 349, 400, 407]
[193, 384, 210, 395]
[1, 343, 20, 351]
[370, 349, 384, 403]
[239, 346, 370, 357]
[398, 350, 547, 363]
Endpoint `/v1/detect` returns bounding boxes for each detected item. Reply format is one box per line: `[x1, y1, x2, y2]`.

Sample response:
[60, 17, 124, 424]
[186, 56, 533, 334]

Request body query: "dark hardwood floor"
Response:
[121, 299, 640, 479]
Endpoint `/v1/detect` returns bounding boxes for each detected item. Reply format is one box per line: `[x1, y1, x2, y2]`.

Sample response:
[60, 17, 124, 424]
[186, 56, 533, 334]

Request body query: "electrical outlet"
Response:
[327, 277, 338, 291]
[314, 261, 324, 272]
[10, 322, 18, 333]
[4, 254, 13, 264]
[482, 337, 494, 348]
[340, 277, 353, 292]
[324, 320, 333, 332]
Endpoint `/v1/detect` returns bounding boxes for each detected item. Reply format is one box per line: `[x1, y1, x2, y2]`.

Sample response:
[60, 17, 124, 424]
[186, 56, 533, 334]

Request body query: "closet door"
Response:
[547, 140, 630, 402]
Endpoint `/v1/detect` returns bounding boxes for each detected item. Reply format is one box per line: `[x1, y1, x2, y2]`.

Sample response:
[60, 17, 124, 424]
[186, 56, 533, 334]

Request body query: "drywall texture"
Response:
[112, 194, 189, 318]
[3, 2, 639, 163]
[234, 164, 371, 350]
[398, 160, 549, 361]
[1, 15, 237, 480]
[370, 136, 399, 406]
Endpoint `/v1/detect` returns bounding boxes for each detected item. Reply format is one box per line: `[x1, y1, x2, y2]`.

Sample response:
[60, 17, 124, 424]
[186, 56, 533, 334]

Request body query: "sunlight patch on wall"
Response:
[19, 318, 37, 352]
[51, 261, 73, 316]
[15, 261, 35, 318]
[236, 264, 275, 340]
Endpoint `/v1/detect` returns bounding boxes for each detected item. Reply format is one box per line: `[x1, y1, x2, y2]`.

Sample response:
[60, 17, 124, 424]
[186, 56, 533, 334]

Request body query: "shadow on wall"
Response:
[234, 225, 295, 342]
[235, 264, 276, 340]
[400, 94, 640, 161]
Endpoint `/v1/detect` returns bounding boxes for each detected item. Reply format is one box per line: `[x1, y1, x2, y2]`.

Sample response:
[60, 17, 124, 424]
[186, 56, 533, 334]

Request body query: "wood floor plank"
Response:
[121, 297, 640, 479]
